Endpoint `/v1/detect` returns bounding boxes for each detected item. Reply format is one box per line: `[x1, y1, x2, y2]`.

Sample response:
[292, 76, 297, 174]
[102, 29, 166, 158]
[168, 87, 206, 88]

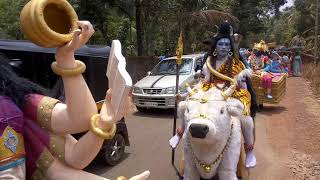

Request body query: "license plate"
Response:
[144, 102, 158, 107]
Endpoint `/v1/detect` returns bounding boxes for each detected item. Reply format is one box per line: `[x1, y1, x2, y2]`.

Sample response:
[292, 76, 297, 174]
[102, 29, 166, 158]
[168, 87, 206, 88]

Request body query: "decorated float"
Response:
[251, 40, 287, 108]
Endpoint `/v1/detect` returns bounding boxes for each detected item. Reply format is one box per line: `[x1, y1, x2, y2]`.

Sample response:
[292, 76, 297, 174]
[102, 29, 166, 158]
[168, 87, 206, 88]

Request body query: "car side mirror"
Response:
[147, 71, 152, 76]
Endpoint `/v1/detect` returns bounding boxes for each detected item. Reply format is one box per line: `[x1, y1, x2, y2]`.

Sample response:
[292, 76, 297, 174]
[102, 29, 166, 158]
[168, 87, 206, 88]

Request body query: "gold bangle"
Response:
[51, 60, 86, 77]
[116, 176, 127, 180]
[89, 114, 117, 140]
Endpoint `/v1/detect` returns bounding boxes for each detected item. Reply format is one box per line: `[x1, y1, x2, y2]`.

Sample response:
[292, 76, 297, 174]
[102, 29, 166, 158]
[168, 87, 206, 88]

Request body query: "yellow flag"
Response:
[176, 32, 183, 65]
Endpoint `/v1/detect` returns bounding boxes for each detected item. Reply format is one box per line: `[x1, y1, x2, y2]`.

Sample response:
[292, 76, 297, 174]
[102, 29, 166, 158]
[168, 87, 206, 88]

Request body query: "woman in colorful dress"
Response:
[0, 21, 149, 180]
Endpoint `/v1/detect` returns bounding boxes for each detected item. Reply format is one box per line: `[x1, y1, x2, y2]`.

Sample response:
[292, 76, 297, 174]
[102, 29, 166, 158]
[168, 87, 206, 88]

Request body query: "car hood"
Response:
[134, 75, 190, 88]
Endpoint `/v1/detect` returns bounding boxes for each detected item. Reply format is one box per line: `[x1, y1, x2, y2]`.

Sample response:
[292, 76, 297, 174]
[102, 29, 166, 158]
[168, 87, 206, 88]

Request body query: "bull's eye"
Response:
[220, 108, 224, 114]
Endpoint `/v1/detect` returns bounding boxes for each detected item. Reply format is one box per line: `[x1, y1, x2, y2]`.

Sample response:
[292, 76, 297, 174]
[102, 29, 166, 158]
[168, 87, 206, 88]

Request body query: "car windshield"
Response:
[151, 58, 193, 75]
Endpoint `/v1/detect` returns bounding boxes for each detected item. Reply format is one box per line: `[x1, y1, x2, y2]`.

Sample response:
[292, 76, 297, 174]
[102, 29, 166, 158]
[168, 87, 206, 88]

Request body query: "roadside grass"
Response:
[303, 62, 320, 98]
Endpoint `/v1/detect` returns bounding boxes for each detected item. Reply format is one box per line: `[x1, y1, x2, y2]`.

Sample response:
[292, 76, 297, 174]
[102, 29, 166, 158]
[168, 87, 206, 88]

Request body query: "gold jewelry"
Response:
[51, 60, 86, 77]
[188, 123, 233, 173]
[213, 49, 217, 56]
[228, 49, 233, 57]
[89, 114, 117, 140]
[221, 91, 229, 100]
[189, 97, 208, 104]
[188, 89, 198, 97]
[116, 176, 127, 180]
[197, 114, 208, 119]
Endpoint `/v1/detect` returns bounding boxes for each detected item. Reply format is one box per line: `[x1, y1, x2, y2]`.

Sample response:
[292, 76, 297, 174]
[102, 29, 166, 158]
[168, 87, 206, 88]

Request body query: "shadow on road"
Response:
[85, 153, 131, 175]
[258, 105, 288, 115]
[133, 108, 174, 118]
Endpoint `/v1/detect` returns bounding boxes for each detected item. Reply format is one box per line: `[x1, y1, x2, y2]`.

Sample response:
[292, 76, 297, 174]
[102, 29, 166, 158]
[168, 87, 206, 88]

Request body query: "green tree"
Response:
[232, 0, 270, 46]
[270, 0, 287, 17]
[0, 0, 26, 39]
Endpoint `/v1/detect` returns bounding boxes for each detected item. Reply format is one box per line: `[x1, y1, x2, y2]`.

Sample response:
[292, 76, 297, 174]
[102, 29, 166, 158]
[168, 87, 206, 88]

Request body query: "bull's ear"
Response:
[178, 101, 188, 119]
[226, 98, 244, 117]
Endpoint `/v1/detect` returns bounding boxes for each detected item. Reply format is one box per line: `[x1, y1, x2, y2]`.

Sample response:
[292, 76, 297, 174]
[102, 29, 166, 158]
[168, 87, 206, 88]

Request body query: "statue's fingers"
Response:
[77, 21, 95, 45]
[105, 89, 112, 102]
[66, 29, 81, 49]
[77, 21, 94, 34]
[99, 101, 116, 124]
[129, 171, 150, 180]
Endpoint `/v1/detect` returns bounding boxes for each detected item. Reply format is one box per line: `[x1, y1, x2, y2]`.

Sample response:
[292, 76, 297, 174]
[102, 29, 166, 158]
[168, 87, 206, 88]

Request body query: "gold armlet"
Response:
[51, 60, 86, 77]
[89, 114, 117, 140]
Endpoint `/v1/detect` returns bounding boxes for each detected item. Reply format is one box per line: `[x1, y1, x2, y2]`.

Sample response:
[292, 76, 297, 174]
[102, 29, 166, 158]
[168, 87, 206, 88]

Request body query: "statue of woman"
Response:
[0, 21, 149, 180]
[201, 22, 257, 168]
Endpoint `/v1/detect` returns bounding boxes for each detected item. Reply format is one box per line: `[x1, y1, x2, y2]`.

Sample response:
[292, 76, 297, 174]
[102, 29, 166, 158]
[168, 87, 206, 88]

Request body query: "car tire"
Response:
[103, 134, 126, 166]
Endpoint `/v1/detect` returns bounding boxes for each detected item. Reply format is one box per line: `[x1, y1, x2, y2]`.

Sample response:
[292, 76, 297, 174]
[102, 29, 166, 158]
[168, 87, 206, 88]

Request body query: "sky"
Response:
[280, 0, 295, 11]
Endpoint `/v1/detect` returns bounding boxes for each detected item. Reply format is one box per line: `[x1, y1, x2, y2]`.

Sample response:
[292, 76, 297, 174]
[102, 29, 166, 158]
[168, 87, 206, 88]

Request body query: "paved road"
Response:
[86, 109, 181, 180]
[85, 78, 320, 180]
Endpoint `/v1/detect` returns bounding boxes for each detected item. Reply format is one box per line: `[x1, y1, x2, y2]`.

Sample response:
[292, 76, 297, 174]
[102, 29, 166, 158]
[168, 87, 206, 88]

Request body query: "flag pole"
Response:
[171, 31, 183, 173]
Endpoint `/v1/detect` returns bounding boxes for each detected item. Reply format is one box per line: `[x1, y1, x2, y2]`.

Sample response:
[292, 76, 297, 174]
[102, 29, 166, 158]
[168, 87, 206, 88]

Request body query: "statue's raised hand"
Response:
[98, 89, 136, 130]
[129, 171, 150, 180]
[98, 89, 116, 130]
[55, 21, 95, 68]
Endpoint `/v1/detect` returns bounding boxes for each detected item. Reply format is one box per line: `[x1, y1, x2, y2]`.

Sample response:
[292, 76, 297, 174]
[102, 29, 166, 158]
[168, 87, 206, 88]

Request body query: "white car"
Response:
[132, 54, 204, 110]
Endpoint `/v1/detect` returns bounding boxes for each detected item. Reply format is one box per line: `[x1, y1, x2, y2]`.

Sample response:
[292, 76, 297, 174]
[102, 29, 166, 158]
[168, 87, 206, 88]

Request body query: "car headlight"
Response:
[133, 87, 142, 94]
[166, 87, 176, 94]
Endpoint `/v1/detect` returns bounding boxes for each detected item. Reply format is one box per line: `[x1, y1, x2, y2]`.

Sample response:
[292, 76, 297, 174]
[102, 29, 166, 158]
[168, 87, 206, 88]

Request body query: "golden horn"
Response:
[20, 0, 79, 48]
[205, 57, 236, 99]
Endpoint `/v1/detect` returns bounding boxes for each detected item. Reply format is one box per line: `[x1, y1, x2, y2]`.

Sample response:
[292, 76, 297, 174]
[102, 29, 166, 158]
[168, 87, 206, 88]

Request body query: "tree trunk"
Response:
[135, 0, 144, 56]
[315, 0, 319, 64]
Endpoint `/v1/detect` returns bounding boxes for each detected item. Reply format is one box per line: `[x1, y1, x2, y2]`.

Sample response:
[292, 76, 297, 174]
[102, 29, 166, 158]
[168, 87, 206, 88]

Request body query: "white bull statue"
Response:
[178, 86, 243, 180]
[175, 65, 256, 180]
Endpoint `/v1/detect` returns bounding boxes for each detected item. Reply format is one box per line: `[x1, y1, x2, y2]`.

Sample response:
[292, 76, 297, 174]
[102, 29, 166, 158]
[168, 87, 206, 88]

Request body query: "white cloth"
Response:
[0, 163, 26, 180]
[169, 134, 181, 149]
[245, 151, 257, 168]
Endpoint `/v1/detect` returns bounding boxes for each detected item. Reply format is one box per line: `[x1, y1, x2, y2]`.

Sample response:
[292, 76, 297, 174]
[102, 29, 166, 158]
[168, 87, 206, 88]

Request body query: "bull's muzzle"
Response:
[189, 123, 209, 139]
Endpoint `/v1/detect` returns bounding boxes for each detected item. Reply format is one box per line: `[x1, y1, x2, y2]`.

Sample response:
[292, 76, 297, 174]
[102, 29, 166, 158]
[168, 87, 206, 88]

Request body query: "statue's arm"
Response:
[46, 21, 98, 134]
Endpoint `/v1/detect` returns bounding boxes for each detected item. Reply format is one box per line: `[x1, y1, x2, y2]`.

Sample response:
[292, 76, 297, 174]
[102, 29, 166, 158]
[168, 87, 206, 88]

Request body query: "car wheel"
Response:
[137, 106, 147, 112]
[103, 134, 126, 166]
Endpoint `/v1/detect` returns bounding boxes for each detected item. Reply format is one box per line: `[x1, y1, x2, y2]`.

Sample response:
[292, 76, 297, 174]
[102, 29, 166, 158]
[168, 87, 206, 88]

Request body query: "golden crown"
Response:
[253, 40, 268, 52]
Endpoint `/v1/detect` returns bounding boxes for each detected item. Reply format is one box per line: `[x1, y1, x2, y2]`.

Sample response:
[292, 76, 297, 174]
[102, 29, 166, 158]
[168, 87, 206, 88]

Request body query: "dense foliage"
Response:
[0, 0, 318, 57]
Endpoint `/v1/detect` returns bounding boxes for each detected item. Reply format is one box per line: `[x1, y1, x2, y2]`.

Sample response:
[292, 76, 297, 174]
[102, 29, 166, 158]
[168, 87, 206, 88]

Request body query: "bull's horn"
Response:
[205, 57, 236, 99]
[222, 85, 236, 100]
[184, 83, 197, 97]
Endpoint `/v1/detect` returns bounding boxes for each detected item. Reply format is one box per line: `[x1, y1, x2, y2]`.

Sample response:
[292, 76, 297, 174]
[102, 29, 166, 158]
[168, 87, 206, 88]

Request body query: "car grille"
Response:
[137, 97, 166, 106]
[143, 88, 163, 94]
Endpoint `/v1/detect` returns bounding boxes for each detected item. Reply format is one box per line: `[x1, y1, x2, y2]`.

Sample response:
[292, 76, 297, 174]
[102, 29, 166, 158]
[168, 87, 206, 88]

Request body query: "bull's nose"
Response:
[189, 124, 209, 139]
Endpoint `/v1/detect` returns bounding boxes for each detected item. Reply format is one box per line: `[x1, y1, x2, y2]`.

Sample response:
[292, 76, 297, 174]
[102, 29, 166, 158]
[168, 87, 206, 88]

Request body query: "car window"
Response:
[151, 58, 193, 75]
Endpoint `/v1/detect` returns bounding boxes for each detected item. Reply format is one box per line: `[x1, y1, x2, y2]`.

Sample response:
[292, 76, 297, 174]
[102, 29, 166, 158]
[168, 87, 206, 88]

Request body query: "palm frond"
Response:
[190, 10, 240, 30]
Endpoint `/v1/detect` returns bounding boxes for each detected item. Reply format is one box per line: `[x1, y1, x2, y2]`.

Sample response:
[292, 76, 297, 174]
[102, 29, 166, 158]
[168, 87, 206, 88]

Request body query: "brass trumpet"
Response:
[20, 0, 78, 48]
